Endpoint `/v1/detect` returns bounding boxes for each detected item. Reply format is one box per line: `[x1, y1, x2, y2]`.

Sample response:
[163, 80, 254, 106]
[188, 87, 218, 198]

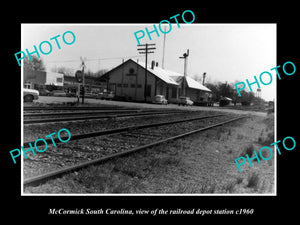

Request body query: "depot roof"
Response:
[136, 60, 211, 92]
[220, 96, 233, 101]
[185, 76, 212, 92]
[102, 59, 211, 92]
[136, 60, 181, 86]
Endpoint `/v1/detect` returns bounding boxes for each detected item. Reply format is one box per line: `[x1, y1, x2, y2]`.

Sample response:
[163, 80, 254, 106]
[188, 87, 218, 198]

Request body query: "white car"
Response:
[153, 95, 168, 105]
[24, 88, 39, 102]
[177, 96, 193, 106]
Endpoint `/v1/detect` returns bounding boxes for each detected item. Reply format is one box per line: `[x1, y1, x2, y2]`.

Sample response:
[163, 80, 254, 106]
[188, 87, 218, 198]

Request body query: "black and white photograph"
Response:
[4, 5, 298, 220]
[21, 23, 276, 195]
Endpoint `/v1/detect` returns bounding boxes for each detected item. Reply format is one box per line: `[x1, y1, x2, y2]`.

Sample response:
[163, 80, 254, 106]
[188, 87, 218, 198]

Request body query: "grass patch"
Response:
[257, 115, 274, 145]
[222, 180, 236, 193]
[198, 180, 217, 193]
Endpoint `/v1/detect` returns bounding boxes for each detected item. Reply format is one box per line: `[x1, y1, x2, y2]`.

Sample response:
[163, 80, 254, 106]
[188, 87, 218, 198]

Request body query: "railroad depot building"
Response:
[101, 59, 212, 104]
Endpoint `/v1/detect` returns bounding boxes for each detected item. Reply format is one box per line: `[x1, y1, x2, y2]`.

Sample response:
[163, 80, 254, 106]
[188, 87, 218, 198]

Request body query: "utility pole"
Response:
[80, 57, 86, 104]
[137, 43, 156, 101]
[162, 26, 167, 69]
[179, 49, 189, 96]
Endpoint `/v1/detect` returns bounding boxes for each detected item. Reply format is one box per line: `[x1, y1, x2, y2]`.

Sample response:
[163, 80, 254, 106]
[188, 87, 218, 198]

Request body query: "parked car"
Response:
[38, 89, 51, 96]
[96, 92, 105, 99]
[84, 91, 98, 98]
[24, 88, 39, 102]
[153, 95, 168, 105]
[177, 96, 193, 106]
[66, 92, 76, 97]
[50, 90, 67, 97]
[105, 92, 115, 100]
[84, 91, 92, 98]
[96, 91, 115, 100]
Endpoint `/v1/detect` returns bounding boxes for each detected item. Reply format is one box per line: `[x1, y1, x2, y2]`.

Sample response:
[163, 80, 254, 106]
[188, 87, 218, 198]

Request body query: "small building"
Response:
[101, 59, 212, 104]
[23, 68, 64, 89]
[219, 96, 232, 107]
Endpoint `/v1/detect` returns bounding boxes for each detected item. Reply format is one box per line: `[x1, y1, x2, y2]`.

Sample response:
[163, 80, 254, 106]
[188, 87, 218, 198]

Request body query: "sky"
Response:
[22, 23, 276, 101]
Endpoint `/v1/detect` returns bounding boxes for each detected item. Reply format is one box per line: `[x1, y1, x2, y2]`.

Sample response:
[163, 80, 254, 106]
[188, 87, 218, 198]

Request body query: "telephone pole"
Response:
[162, 26, 167, 69]
[80, 57, 86, 104]
[137, 43, 156, 101]
[179, 49, 189, 96]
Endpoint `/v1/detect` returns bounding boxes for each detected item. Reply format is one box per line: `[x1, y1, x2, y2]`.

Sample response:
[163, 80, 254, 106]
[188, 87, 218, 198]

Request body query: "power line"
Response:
[86, 55, 143, 62]
[47, 55, 143, 64]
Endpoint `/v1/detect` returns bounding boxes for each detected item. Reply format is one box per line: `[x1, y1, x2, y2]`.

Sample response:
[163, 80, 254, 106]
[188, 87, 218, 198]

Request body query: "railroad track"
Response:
[23, 106, 140, 113]
[23, 114, 247, 186]
[24, 109, 144, 116]
[23, 109, 185, 124]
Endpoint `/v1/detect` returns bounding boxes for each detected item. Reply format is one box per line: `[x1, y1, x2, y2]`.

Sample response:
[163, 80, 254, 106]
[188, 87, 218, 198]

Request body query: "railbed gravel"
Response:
[23, 113, 235, 180]
[23, 111, 225, 142]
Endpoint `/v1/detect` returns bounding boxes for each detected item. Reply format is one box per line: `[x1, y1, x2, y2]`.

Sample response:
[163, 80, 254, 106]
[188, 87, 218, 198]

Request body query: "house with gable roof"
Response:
[101, 59, 213, 105]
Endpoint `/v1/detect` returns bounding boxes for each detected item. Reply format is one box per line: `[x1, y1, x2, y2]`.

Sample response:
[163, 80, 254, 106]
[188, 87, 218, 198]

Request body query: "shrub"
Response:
[236, 177, 243, 184]
[240, 144, 254, 158]
[247, 173, 260, 189]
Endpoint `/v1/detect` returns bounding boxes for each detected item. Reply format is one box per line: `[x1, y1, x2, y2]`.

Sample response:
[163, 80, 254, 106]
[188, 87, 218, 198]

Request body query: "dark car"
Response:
[50, 90, 67, 97]
[39, 89, 51, 96]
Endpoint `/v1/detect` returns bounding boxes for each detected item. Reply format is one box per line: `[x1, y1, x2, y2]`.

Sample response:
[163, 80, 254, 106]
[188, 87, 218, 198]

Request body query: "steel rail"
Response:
[24, 109, 143, 117]
[24, 106, 136, 111]
[23, 110, 185, 124]
[24, 109, 182, 117]
[23, 114, 224, 148]
[23, 115, 247, 186]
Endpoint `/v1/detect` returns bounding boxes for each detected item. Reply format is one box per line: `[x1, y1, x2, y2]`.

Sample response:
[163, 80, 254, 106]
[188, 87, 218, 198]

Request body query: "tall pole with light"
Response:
[179, 49, 189, 96]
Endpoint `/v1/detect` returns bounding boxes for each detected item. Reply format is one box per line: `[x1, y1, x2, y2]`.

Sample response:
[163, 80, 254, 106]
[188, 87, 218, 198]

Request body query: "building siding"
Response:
[108, 60, 158, 102]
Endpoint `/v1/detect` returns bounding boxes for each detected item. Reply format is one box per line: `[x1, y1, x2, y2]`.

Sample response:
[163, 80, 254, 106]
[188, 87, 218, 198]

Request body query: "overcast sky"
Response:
[22, 24, 276, 100]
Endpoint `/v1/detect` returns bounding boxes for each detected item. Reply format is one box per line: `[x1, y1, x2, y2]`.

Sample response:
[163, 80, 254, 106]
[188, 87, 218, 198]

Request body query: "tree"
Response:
[238, 90, 255, 105]
[205, 81, 234, 102]
[206, 80, 261, 106]
[205, 82, 218, 101]
[95, 69, 108, 77]
[218, 82, 233, 98]
[191, 74, 202, 83]
[84, 69, 108, 78]
[51, 66, 73, 76]
[24, 55, 46, 71]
